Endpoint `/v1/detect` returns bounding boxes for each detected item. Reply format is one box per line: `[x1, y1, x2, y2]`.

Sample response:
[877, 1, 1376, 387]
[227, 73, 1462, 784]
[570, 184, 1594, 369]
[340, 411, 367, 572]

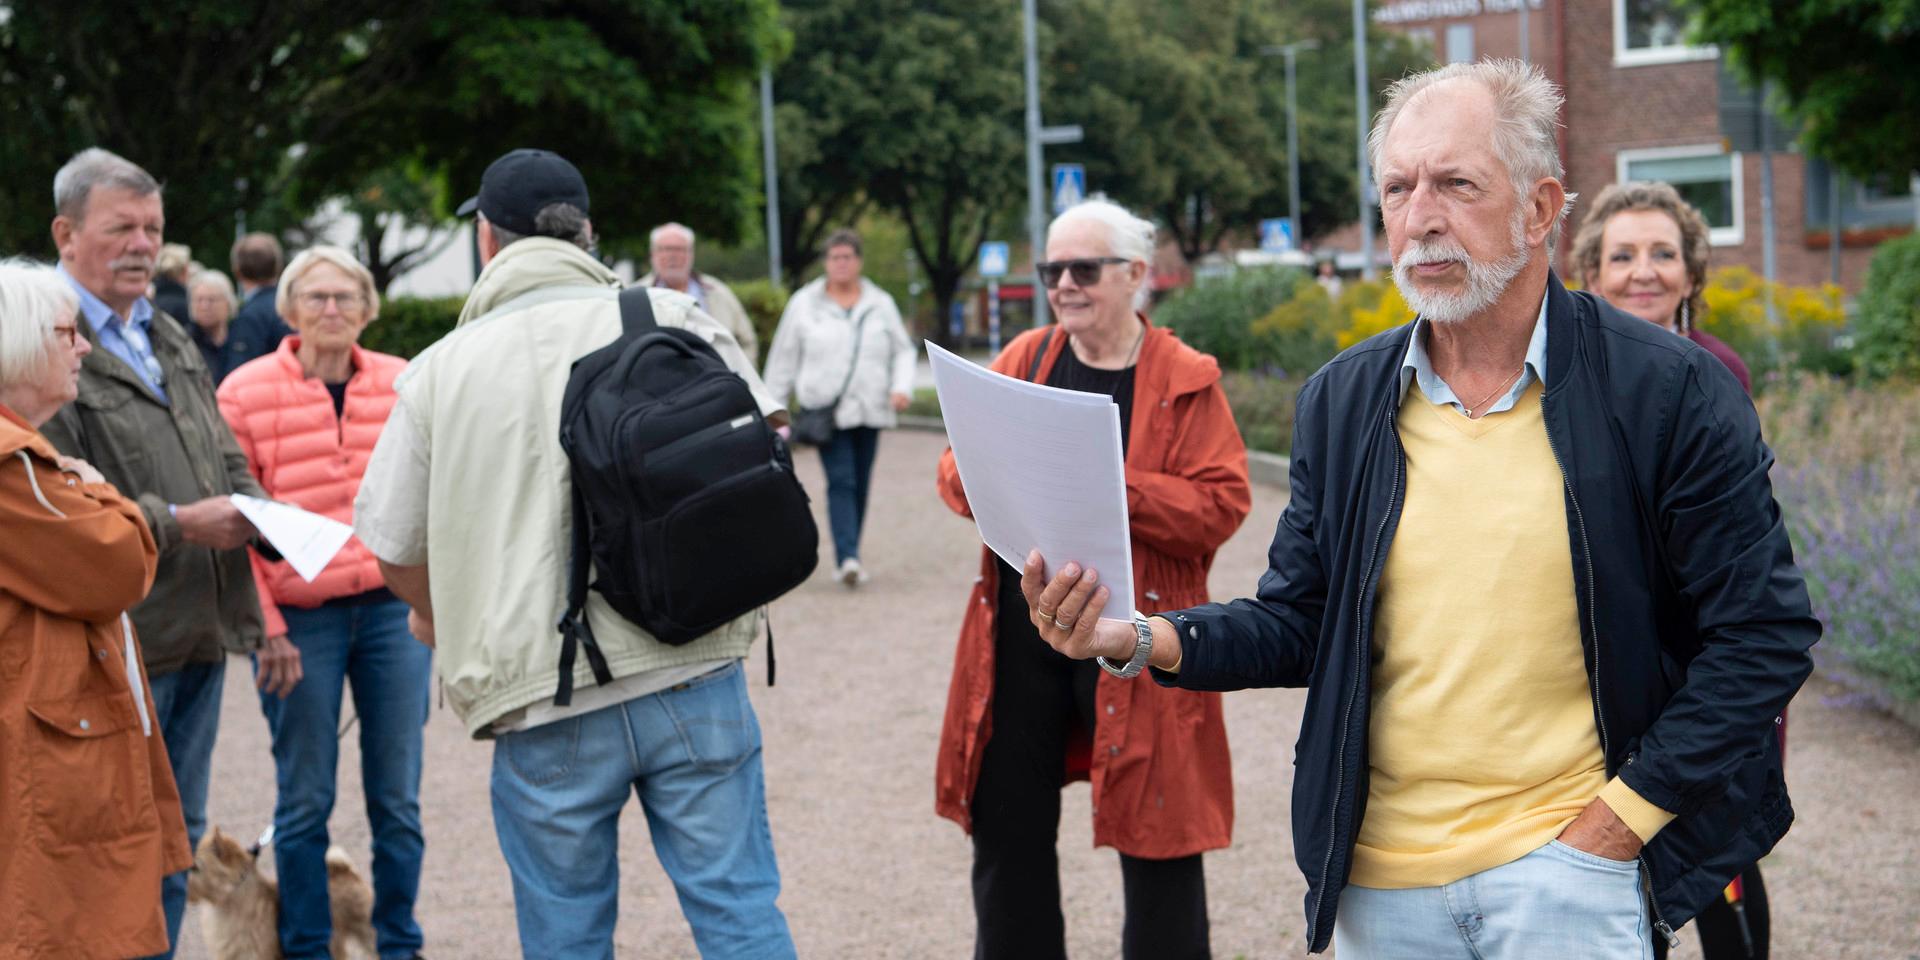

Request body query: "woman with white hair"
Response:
[215, 246, 431, 960]
[186, 268, 252, 384]
[933, 200, 1253, 959]
[0, 258, 192, 959]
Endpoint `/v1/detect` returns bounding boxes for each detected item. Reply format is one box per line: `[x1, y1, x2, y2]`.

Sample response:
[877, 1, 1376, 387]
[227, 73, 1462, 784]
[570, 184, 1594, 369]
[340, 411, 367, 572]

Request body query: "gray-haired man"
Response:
[41, 147, 265, 960]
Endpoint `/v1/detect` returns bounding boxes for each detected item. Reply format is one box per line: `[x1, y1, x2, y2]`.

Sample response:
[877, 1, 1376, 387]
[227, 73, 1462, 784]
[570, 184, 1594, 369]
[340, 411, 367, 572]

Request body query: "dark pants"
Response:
[819, 426, 879, 565]
[1654, 865, 1770, 960]
[969, 589, 1210, 960]
[141, 659, 227, 960]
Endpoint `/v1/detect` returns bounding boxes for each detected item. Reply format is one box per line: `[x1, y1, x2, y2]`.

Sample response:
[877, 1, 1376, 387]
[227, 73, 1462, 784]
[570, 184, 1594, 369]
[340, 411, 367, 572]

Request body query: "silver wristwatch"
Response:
[1097, 612, 1156, 679]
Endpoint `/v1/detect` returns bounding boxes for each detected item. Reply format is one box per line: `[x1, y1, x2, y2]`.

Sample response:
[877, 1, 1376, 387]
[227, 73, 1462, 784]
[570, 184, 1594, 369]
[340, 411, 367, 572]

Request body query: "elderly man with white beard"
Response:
[1018, 59, 1817, 957]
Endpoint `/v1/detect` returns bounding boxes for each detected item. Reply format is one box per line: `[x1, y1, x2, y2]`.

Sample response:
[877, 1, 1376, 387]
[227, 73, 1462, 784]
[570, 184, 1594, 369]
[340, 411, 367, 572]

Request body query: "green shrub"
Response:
[1855, 232, 1920, 381]
[1250, 281, 1342, 380]
[1697, 266, 1851, 380]
[730, 278, 790, 368]
[1154, 267, 1308, 371]
[1220, 370, 1300, 455]
[905, 386, 942, 418]
[362, 296, 464, 359]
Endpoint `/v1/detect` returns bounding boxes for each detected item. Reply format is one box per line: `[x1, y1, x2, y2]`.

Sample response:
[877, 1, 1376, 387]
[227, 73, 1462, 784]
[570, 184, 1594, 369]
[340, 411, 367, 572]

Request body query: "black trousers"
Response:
[1653, 864, 1770, 960]
[969, 584, 1210, 960]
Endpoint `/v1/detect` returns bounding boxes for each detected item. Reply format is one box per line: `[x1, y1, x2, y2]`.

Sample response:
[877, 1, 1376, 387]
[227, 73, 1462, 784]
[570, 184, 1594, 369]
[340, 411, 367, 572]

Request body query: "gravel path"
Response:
[179, 427, 1919, 959]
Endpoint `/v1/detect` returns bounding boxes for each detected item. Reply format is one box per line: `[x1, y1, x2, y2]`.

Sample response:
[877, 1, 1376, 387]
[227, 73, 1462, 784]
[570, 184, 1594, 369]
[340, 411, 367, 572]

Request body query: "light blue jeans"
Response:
[1334, 839, 1654, 959]
[488, 660, 795, 960]
[258, 597, 431, 960]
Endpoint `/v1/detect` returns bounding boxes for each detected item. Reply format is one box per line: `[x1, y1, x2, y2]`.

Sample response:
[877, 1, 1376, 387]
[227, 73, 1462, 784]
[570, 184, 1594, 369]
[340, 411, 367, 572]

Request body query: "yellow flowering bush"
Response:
[1698, 266, 1850, 378]
[1335, 280, 1412, 350]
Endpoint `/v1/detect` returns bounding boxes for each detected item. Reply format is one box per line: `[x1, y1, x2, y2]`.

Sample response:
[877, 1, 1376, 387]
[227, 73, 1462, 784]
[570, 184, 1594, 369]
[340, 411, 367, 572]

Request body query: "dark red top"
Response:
[1688, 328, 1752, 395]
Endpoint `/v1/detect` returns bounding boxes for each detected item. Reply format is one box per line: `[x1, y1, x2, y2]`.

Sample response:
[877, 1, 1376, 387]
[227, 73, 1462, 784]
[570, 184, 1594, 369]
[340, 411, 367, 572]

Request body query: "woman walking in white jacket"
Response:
[763, 229, 916, 587]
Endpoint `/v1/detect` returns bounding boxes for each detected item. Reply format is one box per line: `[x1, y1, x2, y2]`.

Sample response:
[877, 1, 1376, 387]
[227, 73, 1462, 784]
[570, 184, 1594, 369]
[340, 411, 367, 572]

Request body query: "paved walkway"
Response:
[182, 428, 1919, 958]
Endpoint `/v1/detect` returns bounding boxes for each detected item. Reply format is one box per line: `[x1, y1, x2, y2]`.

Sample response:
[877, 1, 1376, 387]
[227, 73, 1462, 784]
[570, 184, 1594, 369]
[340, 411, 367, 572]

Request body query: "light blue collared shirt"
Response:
[1397, 293, 1548, 417]
[58, 264, 168, 403]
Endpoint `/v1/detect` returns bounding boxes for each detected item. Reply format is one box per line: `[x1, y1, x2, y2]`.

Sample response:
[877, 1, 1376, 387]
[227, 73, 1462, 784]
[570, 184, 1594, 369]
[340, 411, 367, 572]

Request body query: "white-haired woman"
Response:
[763, 228, 916, 586]
[215, 246, 431, 960]
[186, 268, 252, 384]
[934, 200, 1252, 960]
[0, 258, 192, 959]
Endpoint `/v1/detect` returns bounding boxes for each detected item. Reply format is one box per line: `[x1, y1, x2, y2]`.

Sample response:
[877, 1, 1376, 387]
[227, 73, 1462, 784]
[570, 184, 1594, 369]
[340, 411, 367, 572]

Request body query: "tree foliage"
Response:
[0, 1, 781, 280]
[1689, 0, 1920, 179]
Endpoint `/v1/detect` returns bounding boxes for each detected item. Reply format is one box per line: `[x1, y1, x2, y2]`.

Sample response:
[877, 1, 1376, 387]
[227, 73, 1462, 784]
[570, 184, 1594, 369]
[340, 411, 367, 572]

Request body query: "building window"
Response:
[1613, 0, 1717, 66]
[1445, 24, 1474, 64]
[1617, 146, 1744, 246]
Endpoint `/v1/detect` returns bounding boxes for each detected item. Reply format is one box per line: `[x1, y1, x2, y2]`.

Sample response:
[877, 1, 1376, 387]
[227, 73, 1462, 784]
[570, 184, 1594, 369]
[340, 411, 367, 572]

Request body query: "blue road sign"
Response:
[1051, 164, 1086, 214]
[1259, 217, 1296, 253]
[978, 241, 1010, 278]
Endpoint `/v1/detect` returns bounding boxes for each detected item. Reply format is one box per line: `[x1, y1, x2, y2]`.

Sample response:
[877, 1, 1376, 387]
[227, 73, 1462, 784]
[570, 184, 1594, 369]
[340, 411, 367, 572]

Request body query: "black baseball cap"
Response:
[455, 149, 590, 236]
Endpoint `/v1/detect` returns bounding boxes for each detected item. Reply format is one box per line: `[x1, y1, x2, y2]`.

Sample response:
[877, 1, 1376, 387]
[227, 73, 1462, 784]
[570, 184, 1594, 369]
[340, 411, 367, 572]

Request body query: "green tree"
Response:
[1042, 0, 1429, 258]
[863, 0, 1024, 344]
[769, 0, 884, 284]
[1689, 0, 1920, 179]
[1, 1, 782, 283]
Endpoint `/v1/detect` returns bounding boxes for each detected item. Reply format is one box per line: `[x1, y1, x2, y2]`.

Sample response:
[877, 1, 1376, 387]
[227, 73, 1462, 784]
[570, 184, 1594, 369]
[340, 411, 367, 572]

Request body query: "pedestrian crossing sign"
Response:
[1260, 217, 1296, 253]
[978, 242, 1009, 278]
[1051, 164, 1086, 214]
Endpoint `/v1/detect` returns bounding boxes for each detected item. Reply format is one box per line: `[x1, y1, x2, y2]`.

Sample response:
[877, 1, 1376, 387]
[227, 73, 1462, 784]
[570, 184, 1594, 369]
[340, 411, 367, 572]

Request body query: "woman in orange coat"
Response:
[935, 200, 1251, 960]
[0, 257, 189, 959]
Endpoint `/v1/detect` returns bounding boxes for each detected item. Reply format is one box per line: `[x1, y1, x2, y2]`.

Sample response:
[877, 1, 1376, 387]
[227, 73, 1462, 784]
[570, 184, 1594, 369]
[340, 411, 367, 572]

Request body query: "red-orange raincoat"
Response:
[934, 318, 1251, 858]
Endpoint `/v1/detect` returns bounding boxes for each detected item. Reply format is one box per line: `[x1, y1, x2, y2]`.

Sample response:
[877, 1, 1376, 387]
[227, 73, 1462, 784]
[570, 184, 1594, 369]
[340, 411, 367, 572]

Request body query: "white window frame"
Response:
[1616, 145, 1745, 247]
[1612, 0, 1718, 67]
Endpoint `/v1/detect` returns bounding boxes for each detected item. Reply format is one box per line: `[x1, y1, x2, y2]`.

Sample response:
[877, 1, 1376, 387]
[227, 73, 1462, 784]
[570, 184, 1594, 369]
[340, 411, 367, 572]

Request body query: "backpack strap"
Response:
[556, 469, 616, 706]
[1026, 326, 1057, 382]
[619, 285, 660, 337]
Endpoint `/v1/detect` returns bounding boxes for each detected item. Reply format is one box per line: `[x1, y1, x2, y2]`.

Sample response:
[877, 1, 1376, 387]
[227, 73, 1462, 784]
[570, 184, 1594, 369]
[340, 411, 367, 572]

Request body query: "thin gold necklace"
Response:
[1460, 366, 1525, 419]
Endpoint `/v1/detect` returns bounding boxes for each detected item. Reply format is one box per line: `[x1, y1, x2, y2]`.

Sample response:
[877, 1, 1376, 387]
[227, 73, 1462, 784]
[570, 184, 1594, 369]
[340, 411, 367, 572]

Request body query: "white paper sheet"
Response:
[927, 341, 1134, 623]
[230, 494, 356, 584]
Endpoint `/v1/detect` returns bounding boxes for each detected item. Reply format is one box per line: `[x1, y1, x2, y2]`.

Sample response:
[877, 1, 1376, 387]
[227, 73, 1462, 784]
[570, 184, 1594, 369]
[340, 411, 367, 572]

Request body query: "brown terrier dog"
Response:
[186, 826, 377, 960]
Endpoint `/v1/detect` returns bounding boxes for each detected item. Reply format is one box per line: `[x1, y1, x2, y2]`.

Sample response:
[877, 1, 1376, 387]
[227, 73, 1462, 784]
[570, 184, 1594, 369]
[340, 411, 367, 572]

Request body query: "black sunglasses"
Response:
[1036, 257, 1127, 289]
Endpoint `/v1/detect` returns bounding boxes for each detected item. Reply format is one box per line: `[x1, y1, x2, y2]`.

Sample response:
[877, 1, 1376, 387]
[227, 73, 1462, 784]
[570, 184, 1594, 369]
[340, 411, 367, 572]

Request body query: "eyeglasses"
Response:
[296, 291, 367, 311]
[1036, 257, 1127, 289]
[52, 323, 80, 347]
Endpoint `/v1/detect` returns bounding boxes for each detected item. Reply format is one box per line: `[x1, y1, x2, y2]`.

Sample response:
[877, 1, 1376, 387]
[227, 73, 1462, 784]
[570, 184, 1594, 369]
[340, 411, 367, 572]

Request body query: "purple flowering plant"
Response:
[1757, 375, 1920, 707]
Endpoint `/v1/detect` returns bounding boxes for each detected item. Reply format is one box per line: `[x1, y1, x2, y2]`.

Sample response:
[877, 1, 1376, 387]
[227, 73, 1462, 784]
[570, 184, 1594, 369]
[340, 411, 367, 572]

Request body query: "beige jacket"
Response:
[762, 276, 916, 429]
[355, 239, 781, 736]
[637, 271, 758, 360]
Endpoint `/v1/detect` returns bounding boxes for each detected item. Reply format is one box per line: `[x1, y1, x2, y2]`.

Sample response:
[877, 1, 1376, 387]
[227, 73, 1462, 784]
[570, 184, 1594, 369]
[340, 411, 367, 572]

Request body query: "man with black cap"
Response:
[355, 148, 798, 958]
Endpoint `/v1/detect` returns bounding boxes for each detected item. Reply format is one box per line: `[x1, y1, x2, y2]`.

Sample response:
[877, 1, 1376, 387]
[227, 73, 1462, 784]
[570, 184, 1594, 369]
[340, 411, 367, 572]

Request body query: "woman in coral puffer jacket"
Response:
[216, 246, 431, 960]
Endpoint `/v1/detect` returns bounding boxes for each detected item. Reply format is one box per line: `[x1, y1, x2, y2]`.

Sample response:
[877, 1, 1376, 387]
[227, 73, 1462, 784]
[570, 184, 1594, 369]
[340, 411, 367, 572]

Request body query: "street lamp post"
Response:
[1022, 0, 1083, 328]
[1261, 41, 1320, 249]
[760, 66, 782, 287]
[1352, 0, 1375, 279]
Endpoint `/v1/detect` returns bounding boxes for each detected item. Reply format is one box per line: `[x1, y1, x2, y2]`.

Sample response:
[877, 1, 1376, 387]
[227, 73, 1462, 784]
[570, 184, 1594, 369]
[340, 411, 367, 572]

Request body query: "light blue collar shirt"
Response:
[58, 263, 168, 402]
[1397, 291, 1549, 417]
[653, 274, 710, 314]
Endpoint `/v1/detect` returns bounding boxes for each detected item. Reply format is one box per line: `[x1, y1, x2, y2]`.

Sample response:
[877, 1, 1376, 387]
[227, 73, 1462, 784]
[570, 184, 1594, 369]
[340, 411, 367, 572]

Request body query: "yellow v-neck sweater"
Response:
[1349, 381, 1668, 889]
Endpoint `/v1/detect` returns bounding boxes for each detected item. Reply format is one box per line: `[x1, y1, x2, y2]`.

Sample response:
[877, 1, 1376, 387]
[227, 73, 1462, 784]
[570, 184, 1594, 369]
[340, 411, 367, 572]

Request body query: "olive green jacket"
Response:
[41, 308, 265, 676]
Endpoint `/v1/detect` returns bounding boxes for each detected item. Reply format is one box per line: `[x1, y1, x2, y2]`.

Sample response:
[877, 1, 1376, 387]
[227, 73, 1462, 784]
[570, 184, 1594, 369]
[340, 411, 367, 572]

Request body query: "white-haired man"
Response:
[1023, 60, 1817, 957]
[40, 147, 266, 960]
[638, 221, 759, 359]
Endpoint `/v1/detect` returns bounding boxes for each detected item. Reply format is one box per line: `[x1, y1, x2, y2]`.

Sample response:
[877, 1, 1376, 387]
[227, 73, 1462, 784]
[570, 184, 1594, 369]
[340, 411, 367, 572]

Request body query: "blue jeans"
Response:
[257, 598, 431, 960]
[1333, 838, 1653, 959]
[141, 659, 227, 960]
[489, 660, 794, 960]
[819, 425, 879, 565]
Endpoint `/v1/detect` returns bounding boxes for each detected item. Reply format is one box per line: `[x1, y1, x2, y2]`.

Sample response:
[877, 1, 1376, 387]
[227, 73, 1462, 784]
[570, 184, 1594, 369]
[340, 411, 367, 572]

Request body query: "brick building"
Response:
[1368, 0, 1914, 293]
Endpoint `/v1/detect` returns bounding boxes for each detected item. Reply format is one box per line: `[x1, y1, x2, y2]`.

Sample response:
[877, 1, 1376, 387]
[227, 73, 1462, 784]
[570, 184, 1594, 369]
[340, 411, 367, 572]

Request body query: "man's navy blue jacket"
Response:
[1160, 273, 1819, 953]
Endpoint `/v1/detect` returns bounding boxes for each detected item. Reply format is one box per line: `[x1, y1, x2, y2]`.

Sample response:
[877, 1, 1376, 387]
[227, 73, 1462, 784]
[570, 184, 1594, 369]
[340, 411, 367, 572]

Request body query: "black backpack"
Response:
[554, 287, 818, 705]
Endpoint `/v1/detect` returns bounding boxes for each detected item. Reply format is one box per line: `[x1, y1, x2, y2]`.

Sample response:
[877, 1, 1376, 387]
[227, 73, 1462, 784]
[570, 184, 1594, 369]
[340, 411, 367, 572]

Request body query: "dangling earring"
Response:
[1678, 299, 1690, 336]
